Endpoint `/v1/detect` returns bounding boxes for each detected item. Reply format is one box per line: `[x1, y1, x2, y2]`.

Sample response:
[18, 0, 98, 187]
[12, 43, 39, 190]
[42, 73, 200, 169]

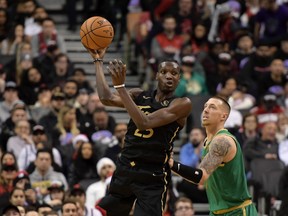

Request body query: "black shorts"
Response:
[98, 158, 170, 216]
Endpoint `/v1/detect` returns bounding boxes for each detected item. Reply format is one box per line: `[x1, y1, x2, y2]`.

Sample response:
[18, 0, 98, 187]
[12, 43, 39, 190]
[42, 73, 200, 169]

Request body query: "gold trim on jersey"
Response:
[161, 171, 168, 213]
[212, 199, 252, 214]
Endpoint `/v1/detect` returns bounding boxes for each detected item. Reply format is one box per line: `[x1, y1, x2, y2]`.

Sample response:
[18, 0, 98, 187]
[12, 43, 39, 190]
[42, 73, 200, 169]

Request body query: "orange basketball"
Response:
[80, 16, 114, 50]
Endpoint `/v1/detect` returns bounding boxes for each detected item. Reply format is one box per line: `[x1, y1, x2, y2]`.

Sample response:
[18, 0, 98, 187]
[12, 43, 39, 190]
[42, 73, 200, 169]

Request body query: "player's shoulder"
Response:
[171, 96, 192, 107]
[128, 88, 144, 100]
[212, 134, 237, 150]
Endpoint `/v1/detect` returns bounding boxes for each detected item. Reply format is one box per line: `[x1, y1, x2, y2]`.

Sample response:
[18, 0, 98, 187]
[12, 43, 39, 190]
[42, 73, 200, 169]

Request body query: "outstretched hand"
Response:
[107, 59, 127, 86]
[86, 47, 107, 60]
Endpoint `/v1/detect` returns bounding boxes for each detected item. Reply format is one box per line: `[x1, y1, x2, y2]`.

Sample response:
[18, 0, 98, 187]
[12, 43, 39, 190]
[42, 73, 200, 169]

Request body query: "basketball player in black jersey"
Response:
[87, 47, 192, 216]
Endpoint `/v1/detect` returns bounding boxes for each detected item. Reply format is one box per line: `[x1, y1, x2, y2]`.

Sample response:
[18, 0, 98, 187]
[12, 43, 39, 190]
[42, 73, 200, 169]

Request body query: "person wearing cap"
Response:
[44, 180, 65, 213]
[0, 162, 18, 209]
[38, 91, 66, 140]
[86, 157, 116, 208]
[69, 184, 102, 216]
[17, 124, 62, 171]
[250, 93, 285, 128]
[1, 204, 21, 216]
[0, 81, 20, 125]
[175, 55, 208, 97]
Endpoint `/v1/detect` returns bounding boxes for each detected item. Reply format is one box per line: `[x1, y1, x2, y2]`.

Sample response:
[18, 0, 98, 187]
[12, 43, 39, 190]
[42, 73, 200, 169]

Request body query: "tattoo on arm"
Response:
[199, 137, 231, 175]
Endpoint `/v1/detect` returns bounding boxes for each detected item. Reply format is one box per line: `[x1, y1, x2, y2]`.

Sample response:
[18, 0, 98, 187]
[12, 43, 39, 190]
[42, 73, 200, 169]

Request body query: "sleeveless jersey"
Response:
[202, 129, 251, 212]
[121, 90, 182, 166]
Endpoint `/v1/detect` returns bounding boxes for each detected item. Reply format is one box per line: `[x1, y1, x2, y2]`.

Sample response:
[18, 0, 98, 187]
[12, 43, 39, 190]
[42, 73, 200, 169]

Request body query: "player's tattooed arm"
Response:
[199, 136, 231, 175]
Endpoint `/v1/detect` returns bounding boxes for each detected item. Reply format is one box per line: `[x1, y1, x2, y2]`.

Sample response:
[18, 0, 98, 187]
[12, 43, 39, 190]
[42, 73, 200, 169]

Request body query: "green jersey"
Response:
[202, 129, 252, 213]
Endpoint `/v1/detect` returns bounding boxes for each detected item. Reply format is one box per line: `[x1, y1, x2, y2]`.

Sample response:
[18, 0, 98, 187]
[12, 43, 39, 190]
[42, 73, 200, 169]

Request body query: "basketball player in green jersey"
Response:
[169, 97, 258, 215]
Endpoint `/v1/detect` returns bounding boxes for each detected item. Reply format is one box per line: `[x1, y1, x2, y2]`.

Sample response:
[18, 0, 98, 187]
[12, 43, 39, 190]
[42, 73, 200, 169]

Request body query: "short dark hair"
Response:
[61, 199, 77, 213]
[212, 96, 231, 114]
[36, 148, 53, 160]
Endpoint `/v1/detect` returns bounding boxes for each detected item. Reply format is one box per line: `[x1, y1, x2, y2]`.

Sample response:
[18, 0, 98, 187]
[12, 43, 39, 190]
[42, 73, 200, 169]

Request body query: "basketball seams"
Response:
[80, 16, 114, 49]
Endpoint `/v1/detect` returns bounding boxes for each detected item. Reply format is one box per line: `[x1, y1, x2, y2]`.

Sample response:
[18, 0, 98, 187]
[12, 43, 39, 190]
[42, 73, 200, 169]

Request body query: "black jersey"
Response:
[121, 90, 182, 166]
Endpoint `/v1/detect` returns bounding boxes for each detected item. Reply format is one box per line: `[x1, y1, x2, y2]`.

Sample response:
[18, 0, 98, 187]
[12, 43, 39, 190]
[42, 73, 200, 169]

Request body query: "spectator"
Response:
[86, 157, 116, 208]
[75, 88, 91, 134]
[72, 68, 94, 94]
[17, 124, 62, 171]
[69, 184, 102, 216]
[7, 119, 32, 160]
[1, 152, 18, 170]
[278, 166, 288, 215]
[0, 24, 24, 55]
[174, 197, 195, 216]
[9, 187, 26, 207]
[275, 34, 288, 62]
[38, 91, 66, 141]
[234, 113, 259, 148]
[276, 113, 288, 143]
[12, 171, 39, 208]
[0, 81, 20, 125]
[258, 58, 287, 97]
[18, 67, 46, 105]
[254, 0, 288, 43]
[243, 121, 279, 172]
[30, 17, 66, 57]
[51, 105, 80, 147]
[104, 122, 128, 163]
[233, 32, 255, 70]
[29, 84, 52, 122]
[0, 103, 32, 152]
[179, 128, 205, 167]
[228, 82, 256, 111]
[87, 107, 116, 139]
[279, 138, 288, 166]
[29, 149, 68, 200]
[240, 40, 274, 97]
[190, 22, 209, 60]
[1, 204, 21, 216]
[250, 93, 285, 128]
[37, 203, 53, 216]
[150, 15, 184, 62]
[63, 79, 78, 107]
[177, 128, 208, 203]
[0, 162, 18, 209]
[0, 8, 10, 42]
[44, 180, 65, 213]
[61, 200, 77, 216]
[48, 53, 74, 88]
[174, 55, 208, 97]
[68, 141, 99, 188]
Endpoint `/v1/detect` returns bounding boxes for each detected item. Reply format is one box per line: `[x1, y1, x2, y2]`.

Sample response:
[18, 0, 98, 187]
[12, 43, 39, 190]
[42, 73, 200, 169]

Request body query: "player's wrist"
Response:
[114, 84, 125, 89]
[93, 58, 103, 63]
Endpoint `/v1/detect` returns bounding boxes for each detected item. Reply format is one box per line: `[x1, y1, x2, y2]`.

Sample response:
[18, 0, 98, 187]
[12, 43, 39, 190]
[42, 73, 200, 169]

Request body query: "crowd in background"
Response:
[0, 0, 288, 215]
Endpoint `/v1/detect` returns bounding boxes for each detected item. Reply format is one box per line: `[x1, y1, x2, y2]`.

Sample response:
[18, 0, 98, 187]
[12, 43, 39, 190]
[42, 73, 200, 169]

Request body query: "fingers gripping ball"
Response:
[80, 16, 114, 50]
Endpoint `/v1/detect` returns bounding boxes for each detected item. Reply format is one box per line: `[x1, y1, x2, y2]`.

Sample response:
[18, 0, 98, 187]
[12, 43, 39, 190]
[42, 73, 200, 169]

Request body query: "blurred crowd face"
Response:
[100, 163, 115, 178]
[34, 7, 48, 20]
[189, 128, 204, 147]
[11, 109, 27, 123]
[270, 59, 285, 76]
[64, 82, 78, 99]
[62, 203, 77, 216]
[238, 36, 253, 51]
[256, 45, 271, 58]
[163, 17, 177, 33]
[0, 9, 7, 25]
[63, 108, 76, 124]
[15, 120, 30, 137]
[93, 111, 109, 130]
[179, 0, 193, 15]
[243, 115, 258, 131]
[10, 188, 26, 206]
[35, 152, 52, 173]
[4, 88, 18, 103]
[42, 19, 55, 36]
[28, 68, 41, 84]
[76, 92, 89, 107]
[194, 24, 206, 39]
[281, 40, 288, 53]
[261, 122, 277, 141]
[51, 97, 65, 112]
[87, 94, 104, 113]
[55, 55, 68, 76]
[1, 152, 16, 165]
[175, 200, 194, 216]
[114, 123, 127, 141]
[81, 142, 93, 159]
[15, 24, 24, 38]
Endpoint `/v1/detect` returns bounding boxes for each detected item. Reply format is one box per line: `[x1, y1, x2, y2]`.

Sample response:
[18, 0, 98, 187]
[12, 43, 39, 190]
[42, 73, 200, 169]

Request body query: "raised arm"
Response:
[170, 135, 236, 185]
[87, 48, 142, 107]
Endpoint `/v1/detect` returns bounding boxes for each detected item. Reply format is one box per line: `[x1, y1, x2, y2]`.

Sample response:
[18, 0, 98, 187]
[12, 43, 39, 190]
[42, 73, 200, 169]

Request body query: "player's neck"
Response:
[155, 91, 173, 102]
[205, 125, 225, 141]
